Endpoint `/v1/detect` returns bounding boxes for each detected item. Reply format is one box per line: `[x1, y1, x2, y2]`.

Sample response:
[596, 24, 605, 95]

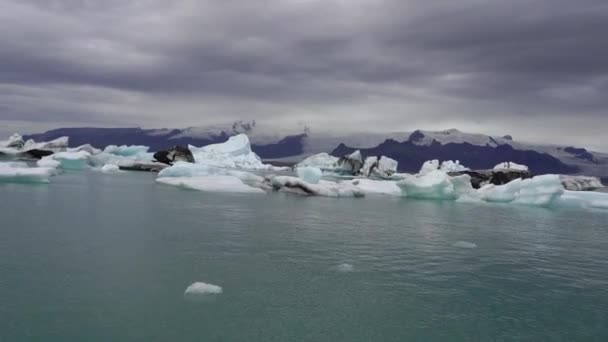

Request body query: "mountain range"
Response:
[24, 121, 608, 179]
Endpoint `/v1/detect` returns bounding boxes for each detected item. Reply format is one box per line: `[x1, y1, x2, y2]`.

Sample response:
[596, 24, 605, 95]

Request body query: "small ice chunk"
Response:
[453, 241, 477, 249]
[51, 151, 91, 170]
[101, 164, 120, 173]
[184, 282, 223, 295]
[440, 160, 469, 173]
[296, 166, 322, 184]
[335, 263, 355, 272]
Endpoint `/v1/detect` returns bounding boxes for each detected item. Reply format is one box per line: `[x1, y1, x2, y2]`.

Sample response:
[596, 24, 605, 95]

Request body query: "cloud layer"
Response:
[1, 0, 607, 149]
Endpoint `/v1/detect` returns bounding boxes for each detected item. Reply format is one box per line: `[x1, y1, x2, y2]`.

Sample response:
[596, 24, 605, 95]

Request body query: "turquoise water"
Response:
[1, 171, 608, 341]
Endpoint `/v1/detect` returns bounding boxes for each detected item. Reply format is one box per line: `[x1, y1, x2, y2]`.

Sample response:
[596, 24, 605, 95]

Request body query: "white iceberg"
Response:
[478, 175, 563, 206]
[103, 145, 150, 157]
[296, 153, 339, 170]
[1, 133, 25, 149]
[347, 179, 402, 196]
[360, 156, 398, 179]
[419, 159, 470, 175]
[440, 160, 470, 173]
[556, 190, 608, 210]
[37, 156, 61, 168]
[188, 134, 279, 170]
[22, 136, 69, 152]
[398, 170, 458, 200]
[184, 282, 223, 295]
[157, 175, 265, 194]
[269, 176, 364, 197]
[68, 144, 102, 155]
[296, 166, 322, 184]
[0, 162, 56, 183]
[493, 161, 529, 171]
[419, 160, 440, 175]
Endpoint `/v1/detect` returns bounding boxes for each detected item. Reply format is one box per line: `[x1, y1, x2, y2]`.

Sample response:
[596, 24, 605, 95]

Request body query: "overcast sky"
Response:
[1, 0, 607, 150]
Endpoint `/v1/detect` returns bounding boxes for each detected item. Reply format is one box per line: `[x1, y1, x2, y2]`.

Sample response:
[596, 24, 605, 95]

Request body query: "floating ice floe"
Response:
[184, 282, 223, 295]
[493, 161, 529, 171]
[157, 176, 265, 194]
[297, 153, 339, 170]
[0, 162, 56, 183]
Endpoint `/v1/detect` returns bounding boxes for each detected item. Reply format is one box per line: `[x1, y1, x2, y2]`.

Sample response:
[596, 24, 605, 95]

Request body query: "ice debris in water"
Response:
[335, 263, 355, 272]
[184, 282, 223, 295]
[453, 241, 477, 249]
[296, 166, 322, 184]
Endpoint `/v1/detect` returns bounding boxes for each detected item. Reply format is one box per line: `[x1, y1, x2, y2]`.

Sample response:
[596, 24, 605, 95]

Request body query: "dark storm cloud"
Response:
[0, 0, 607, 148]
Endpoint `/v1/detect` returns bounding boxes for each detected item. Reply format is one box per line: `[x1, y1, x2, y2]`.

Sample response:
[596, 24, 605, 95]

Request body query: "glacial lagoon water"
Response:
[1, 171, 608, 341]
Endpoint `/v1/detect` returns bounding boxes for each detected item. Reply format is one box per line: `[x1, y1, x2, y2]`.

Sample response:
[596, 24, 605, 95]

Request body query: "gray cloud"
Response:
[0, 0, 607, 150]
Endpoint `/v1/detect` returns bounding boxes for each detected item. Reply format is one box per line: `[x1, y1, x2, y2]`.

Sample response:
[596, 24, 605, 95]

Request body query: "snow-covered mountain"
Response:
[23, 123, 608, 177]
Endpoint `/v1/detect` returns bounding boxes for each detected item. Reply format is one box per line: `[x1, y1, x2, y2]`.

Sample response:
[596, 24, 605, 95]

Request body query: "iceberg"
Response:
[0, 162, 56, 183]
[360, 156, 398, 179]
[1, 134, 25, 149]
[559, 175, 604, 191]
[419, 159, 469, 175]
[494, 161, 529, 171]
[556, 190, 608, 210]
[103, 145, 150, 157]
[398, 170, 458, 200]
[296, 153, 339, 170]
[22, 136, 69, 152]
[478, 175, 563, 206]
[37, 156, 61, 169]
[157, 175, 265, 194]
[269, 176, 365, 197]
[296, 166, 322, 184]
[188, 134, 280, 170]
[50, 151, 91, 170]
[347, 179, 402, 196]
